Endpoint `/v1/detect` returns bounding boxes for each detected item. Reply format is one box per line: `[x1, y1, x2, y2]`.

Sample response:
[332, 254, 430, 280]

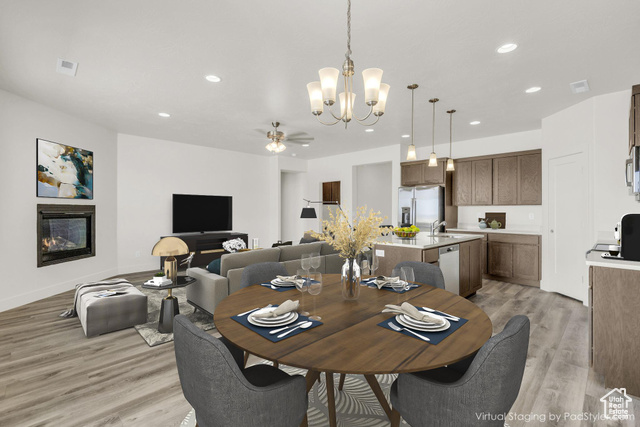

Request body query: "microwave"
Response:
[625, 146, 640, 200]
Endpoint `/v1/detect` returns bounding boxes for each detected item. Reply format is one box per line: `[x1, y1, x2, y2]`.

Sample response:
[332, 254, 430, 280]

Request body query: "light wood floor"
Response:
[0, 275, 637, 426]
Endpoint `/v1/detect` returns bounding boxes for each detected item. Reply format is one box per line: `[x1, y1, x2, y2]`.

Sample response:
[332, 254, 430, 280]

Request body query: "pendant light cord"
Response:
[449, 112, 452, 156]
[432, 101, 436, 152]
[411, 88, 415, 146]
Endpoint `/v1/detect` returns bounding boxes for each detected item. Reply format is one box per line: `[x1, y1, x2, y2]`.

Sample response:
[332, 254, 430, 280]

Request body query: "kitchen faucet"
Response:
[430, 220, 447, 236]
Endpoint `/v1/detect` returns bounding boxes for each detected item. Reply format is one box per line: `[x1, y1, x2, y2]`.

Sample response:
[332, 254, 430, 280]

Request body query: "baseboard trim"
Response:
[483, 274, 540, 287]
[1, 267, 120, 313]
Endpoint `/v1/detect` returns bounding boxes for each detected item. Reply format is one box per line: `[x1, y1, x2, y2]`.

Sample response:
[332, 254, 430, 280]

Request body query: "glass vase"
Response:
[341, 258, 361, 300]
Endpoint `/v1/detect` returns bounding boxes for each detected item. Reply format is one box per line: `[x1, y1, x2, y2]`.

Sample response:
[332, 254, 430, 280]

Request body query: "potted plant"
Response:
[153, 271, 166, 285]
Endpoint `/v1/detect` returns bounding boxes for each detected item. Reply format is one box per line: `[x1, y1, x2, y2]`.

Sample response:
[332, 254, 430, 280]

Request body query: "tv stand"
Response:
[159, 232, 249, 270]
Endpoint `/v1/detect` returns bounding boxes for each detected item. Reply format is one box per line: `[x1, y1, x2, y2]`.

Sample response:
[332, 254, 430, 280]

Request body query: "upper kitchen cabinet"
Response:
[517, 154, 542, 204]
[471, 159, 493, 205]
[493, 156, 518, 205]
[453, 149, 541, 206]
[630, 84, 640, 154]
[453, 161, 472, 205]
[400, 160, 445, 186]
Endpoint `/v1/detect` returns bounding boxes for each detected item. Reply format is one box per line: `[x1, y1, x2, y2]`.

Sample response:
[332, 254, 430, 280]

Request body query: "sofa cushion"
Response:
[206, 258, 221, 275]
[220, 248, 281, 277]
[278, 241, 325, 262]
[320, 242, 339, 255]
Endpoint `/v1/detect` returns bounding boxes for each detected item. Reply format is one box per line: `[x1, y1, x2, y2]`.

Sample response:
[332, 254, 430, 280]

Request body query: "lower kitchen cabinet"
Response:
[488, 242, 513, 277]
[512, 243, 539, 280]
[487, 233, 541, 286]
[459, 239, 482, 297]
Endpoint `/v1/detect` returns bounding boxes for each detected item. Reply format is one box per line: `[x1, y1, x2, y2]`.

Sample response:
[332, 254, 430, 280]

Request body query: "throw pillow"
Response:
[206, 258, 221, 275]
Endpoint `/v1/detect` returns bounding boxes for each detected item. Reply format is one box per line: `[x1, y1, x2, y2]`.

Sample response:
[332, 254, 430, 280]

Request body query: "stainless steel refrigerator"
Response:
[398, 186, 445, 230]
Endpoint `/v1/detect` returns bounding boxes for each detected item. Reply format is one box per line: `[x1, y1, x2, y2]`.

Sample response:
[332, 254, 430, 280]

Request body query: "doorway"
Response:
[547, 152, 588, 301]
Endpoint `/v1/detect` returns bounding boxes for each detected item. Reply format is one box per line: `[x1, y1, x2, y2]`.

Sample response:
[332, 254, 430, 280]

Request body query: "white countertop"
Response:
[585, 250, 640, 271]
[447, 227, 542, 236]
[377, 233, 482, 249]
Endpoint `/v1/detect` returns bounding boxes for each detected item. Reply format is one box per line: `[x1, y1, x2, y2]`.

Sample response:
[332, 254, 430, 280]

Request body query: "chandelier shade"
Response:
[319, 67, 340, 104]
[373, 83, 390, 116]
[307, 82, 324, 115]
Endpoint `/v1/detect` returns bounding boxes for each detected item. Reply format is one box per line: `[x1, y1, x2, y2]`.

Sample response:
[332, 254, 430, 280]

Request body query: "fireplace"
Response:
[37, 204, 95, 267]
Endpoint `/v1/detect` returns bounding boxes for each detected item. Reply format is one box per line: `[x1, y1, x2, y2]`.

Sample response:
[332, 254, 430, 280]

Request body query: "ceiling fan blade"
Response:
[253, 129, 268, 136]
[287, 140, 312, 145]
[287, 136, 314, 142]
[286, 132, 309, 138]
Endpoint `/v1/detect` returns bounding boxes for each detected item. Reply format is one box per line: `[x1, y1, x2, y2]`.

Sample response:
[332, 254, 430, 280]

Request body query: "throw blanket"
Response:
[59, 278, 132, 318]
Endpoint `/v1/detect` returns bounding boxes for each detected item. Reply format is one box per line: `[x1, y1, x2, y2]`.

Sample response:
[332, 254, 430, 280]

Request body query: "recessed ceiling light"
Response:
[470, 121, 481, 125]
[365, 129, 374, 133]
[158, 112, 171, 118]
[302, 143, 310, 147]
[401, 134, 411, 138]
[292, 153, 297, 157]
[525, 86, 541, 94]
[205, 75, 221, 83]
[497, 43, 518, 53]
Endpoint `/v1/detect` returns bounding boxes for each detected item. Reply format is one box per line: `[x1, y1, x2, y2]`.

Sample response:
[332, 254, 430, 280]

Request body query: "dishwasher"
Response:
[438, 245, 460, 295]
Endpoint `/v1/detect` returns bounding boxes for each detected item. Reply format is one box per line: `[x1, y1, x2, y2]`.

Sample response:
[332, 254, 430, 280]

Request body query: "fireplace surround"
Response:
[37, 204, 95, 267]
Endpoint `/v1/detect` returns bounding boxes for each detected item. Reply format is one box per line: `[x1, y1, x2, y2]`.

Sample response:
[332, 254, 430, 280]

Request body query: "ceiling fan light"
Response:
[339, 92, 356, 122]
[407, 144, 417, 161]
[446, 158, 455, 171]
[319, 67, 339, 105]
[362, 68, 383, 105]
[428, 152, 438, 167]
[373, 83, 390, 116]
[307, 82, 324, 115]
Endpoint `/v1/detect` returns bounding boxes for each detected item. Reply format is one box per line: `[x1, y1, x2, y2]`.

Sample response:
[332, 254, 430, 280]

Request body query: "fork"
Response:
[388, 322, 430, 342]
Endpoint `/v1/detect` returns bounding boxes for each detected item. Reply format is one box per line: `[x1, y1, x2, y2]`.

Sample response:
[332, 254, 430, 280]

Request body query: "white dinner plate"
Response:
[270, 279, 296, 287]
[396, 315, 450, 332]
[399, 312, 446, 328]
[248, 312, 298, 327]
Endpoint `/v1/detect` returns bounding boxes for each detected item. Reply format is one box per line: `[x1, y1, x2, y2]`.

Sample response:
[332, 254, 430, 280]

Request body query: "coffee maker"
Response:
[620, 214, 640, 261]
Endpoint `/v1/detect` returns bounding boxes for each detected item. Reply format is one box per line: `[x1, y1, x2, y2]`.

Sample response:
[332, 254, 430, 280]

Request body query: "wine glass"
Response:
[390, 267, 406, 297]
[307, 272, 323, 321]
[400, 266, 415, 291]
[295, 268, 310, 316]
[310, 252, 321, 273]
[301, 254, 312, 279]
[370, 253, 379, 276]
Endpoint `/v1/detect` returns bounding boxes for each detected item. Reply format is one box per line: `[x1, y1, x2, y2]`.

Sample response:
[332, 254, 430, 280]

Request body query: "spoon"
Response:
[269, 321, 306, 335]
[276, 321, 313, 338]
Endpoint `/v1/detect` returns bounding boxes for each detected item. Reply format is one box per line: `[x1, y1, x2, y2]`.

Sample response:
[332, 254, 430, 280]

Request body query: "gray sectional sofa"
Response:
[186, 241, 343, 315]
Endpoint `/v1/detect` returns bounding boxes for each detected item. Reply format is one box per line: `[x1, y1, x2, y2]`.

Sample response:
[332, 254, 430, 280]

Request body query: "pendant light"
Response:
[406, 84, 418, 161]
[428, 98, 439, 167]
[446, 109, 456, 171]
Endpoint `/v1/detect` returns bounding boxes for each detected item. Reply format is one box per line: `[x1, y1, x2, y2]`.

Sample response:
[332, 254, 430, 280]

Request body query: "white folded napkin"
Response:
[372, 276, 401, 290]
[276, 275, 307, 286]
[252, 299, 300, 318]
[382, 302, 446, 325]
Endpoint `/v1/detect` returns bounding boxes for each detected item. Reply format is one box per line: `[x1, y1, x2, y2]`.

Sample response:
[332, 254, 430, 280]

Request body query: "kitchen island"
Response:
[375, 233, 483, 298]
[586, 249, 640, 397]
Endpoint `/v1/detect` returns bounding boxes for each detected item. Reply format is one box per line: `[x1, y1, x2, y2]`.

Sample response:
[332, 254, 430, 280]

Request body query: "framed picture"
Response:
[37, 138, 93, 199]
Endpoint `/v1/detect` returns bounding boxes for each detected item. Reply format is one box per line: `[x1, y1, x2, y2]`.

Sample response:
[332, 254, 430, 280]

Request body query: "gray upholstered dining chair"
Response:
[393, 261, 445, 289]
[240, 262, 288, 289]
[389, 315, 530, 427]
[173, 315, 308, 427]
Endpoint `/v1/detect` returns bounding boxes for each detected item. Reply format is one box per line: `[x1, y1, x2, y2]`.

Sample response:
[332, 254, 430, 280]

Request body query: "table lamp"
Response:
[151, 237, 189, 283]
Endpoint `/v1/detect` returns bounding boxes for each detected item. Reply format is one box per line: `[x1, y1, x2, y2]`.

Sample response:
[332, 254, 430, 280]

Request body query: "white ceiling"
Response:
[1, 0, 639, 159]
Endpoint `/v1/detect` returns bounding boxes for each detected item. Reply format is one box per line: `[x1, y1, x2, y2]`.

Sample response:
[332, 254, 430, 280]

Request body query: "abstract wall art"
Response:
[37, 139, 93, 199]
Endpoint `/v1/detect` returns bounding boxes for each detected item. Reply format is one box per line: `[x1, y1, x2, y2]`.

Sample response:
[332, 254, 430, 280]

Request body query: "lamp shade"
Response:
[300, 207, 318, 219]
[319, 67, 339, 104]
[362, 68, 383, 104]
[373, 83, 390, 116]
[151, 237, 189, 256]
[307, 81, 324, 115]
[428, 152, 438, 167]
[407, 144, 417, 161]
[446, 158, 455, 171]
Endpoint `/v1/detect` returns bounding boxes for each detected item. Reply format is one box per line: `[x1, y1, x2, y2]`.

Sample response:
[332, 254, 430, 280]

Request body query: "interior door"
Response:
[548, 152, 588, 301]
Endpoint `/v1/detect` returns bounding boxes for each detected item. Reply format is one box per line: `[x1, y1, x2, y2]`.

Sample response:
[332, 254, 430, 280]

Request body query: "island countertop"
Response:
[377, 233, 482, 250]
[585, 249, 640, 271]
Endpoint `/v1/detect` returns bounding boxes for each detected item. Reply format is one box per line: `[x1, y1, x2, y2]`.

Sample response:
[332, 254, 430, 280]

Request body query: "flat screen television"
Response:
[172, 194, 232, 233]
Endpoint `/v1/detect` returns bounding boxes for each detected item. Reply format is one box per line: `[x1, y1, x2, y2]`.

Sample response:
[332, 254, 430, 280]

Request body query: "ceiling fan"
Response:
[256, 122, 314, 153]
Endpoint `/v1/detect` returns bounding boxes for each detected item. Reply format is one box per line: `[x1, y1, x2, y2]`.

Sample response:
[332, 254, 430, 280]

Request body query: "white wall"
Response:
[355, 162, 393, 224]
[414, 130, 543, 231]
[303, 145, 403, 230]
[116, 134, 278, 273]
[0, 89, 118, 312]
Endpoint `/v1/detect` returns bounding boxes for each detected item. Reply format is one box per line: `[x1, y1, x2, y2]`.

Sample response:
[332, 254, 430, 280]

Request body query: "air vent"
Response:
[56, 58, 78, 77]
[570, 80, 590, 94]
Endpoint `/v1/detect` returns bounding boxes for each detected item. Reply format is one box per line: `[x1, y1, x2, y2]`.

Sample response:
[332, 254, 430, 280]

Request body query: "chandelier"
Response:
[266, 122, 286, 153]
[306, 0, 390, 128]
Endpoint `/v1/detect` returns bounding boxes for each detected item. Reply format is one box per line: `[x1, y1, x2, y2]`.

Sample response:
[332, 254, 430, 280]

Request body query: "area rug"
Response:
[135, 285, 215, 347]
[180, 364, 408, 426]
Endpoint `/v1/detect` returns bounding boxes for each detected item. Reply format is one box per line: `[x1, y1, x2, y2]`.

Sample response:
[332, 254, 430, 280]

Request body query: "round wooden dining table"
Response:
[214, 274, 492, 427]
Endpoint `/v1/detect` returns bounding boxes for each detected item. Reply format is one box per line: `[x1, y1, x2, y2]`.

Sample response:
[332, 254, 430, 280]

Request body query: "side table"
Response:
[142, 275, 196, 333]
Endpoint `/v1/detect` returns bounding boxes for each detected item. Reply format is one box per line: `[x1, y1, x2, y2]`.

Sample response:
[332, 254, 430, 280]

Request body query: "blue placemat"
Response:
[232, 312, 322, 342]
[378, 306, 468, 345]
[260, 279, 319, 292]
[361, 279, 420, 294]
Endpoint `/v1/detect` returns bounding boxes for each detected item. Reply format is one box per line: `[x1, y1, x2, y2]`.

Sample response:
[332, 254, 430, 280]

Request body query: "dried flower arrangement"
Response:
[311, 206, 392, 259]
[222, 238, 247, 253]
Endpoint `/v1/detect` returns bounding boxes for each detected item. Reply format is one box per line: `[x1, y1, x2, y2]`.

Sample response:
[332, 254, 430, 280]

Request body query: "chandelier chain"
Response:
[346, 0, 352, 59]
[432, 101, 436, 151]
